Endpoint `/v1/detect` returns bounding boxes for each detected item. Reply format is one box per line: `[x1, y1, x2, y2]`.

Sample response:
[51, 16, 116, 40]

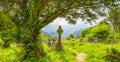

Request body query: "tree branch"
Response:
[16, 0, 22, 10]
[103, 53, 120, 60]
[34, 0, 54, 19]
[41, 7, 72, 28]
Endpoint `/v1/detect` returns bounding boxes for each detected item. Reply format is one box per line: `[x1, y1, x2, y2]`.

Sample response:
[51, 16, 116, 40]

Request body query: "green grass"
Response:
[40, 39, 120, 62]
[63, 39, 120, 62]
[0, 40, 120, 62]
[0, 43, 24, 62]
[64, 40, 120, 62]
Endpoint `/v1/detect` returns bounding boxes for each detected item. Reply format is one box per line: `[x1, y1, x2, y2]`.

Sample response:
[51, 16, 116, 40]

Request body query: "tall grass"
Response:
[0, 40, 120, 62]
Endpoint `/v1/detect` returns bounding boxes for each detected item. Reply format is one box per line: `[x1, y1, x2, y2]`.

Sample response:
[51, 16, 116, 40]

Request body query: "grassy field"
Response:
[63, 39, 120, 62]
[0, 39, 120, 62]
[0, 43, 24, 62]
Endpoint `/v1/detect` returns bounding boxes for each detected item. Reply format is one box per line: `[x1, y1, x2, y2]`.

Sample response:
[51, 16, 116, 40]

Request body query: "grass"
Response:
[0, 39, 120, 62]
[63, 39, 120, 62]
[0, 43, 24, 62]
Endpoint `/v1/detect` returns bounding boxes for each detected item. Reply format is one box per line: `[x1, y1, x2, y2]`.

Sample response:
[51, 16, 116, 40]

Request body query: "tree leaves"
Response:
[108, 9, 120, 32]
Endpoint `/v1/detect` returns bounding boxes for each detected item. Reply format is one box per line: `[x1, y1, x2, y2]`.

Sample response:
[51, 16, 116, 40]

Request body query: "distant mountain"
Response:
[50, 32, 57, 36]
[47, 32, 69, 39]
[41, 30, 69, 39]
[74, 30, 80, 37]
[41, 30, 58, 38]
[41, 28, 88, 39]
[71, 28, 87, 38]
[41, 30, 52, 37]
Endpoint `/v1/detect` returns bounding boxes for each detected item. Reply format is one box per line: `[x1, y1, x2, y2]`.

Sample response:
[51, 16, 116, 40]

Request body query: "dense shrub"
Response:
[104, 33, 120, 43]
[0, 38, 4, 47]
[69, 34, 75, 40]
[0, 12, 17, 48]
[80, 29, 89, 37]
[80, 22, 111, 43]
[90, 24, 111, 40]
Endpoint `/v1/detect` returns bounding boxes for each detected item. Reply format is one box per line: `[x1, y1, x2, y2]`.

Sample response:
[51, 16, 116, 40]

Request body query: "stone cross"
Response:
[56, 26, 63, 50]
[57, 26, 63, 43]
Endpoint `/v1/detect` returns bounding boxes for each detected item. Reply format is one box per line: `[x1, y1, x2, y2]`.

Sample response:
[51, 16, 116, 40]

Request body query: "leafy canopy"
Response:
[108, 9, 120, 32]
[0, 0, 119, 28]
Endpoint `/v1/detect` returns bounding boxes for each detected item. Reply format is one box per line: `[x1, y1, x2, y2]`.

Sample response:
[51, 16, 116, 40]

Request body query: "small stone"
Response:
[76, 53, 87, 62]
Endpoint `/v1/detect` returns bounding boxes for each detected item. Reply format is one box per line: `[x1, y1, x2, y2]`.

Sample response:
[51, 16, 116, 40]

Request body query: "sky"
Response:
[42, 17, 104, 35]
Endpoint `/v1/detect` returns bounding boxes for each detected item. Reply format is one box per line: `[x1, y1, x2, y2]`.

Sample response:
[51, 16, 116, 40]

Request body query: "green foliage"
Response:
[105, 47, 120, 62]
[0, 12, 17, 47]
[80, 20, 120, 43]
[90, 24, 111, 39]
[0, 43, 25, 62]
[0, 39, 120, 62]
[0, 0, 120, 60]
[80, 22, 111, 43]
[0, 38, 4, 47]
[40, 43, 76, 62]
[63, 40, 120, 62]
[0, 0, 119, 27]
[69, 34, 75, 39]
[51, 36, 58, 41]
[39, 33, 48, 42]
[80, 29, 89, 37]
[108, 9, 120, 33]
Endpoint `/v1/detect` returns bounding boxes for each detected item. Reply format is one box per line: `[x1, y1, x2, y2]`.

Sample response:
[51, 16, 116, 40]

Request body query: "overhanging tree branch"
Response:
[41, 7, 72, 28]
[34, 0, 54, 19]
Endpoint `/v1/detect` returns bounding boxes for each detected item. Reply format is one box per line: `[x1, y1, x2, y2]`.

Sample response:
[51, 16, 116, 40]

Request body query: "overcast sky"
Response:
[42, 17, 104, 34]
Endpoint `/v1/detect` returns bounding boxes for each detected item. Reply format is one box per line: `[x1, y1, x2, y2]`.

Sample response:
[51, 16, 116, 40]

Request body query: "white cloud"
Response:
[53, 18, 68, 25]
[42, 17, 104, 34]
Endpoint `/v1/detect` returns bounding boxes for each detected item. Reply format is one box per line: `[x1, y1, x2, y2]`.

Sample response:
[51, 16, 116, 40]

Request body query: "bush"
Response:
[82, 23, 111, 43]
[90, 24, 111, 39]
[104, 33, 120, 43]
[80, 29, 89, 37]
[68, 34, 75, 40]
[0, 38, 4, 47]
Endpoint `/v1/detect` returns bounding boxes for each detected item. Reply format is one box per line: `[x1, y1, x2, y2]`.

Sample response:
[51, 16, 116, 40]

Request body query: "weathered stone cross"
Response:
[56, 26, 63, 50]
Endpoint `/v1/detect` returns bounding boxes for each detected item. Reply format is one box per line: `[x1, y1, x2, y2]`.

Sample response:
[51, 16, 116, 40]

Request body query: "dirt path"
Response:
[69, 48, 87, 62]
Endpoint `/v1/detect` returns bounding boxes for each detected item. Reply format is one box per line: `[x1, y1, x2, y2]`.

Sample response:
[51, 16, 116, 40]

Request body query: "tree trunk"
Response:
[32, 28, 45, 58]
[23, 28, 45, 60]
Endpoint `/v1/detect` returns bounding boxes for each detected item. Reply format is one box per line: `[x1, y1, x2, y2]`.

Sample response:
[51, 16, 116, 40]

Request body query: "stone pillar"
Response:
[56, 26, 63, 50]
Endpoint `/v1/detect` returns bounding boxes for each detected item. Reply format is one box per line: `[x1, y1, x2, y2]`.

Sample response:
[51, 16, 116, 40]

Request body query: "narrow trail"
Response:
[69, 48, 87, 62]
